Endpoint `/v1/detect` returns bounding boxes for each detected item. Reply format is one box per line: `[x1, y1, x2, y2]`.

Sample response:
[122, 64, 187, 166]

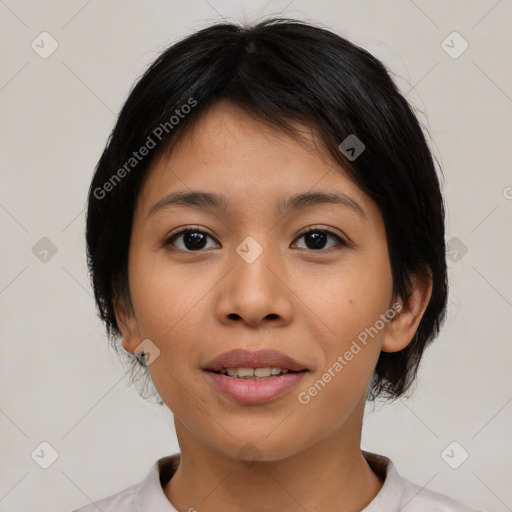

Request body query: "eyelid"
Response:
[164, 225, 218, 245]
[163, 224, 350, 251]
[294, 225, 349, 243]
[292, 225, 350, 250]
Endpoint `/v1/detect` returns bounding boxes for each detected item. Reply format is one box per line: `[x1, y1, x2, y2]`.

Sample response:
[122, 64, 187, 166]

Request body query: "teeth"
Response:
[237, 367, 254, 378]
[219, 367, 291, 378]
[254, 367, 271, 377]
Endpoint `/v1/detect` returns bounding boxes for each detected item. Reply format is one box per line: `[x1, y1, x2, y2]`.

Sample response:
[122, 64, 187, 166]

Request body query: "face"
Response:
[117, 101, 406, 462]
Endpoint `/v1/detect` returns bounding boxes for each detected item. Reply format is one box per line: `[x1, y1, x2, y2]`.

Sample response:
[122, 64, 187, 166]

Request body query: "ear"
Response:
[114, 295, 143, 354]
[381, 269, 433, 353]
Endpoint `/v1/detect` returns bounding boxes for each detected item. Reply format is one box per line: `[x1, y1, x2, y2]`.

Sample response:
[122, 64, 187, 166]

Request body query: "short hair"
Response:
[85, 18, 448, 403]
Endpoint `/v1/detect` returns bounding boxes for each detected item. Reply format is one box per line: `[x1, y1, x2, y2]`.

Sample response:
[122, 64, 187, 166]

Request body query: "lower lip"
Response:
[204, 371, 308, 404]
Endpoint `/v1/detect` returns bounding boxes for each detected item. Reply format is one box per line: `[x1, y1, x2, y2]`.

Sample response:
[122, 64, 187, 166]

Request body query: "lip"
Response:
[202, 348, 308, 372]
[202, 348, 309, 405]
[204, 371, 308, 404]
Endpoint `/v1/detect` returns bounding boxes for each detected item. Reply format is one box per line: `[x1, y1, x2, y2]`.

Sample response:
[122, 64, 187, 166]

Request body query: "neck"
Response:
[164, 401, 384, 511]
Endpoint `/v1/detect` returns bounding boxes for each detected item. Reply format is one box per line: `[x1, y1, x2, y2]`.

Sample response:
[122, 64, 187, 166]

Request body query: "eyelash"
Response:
[163, 225, 349, 252]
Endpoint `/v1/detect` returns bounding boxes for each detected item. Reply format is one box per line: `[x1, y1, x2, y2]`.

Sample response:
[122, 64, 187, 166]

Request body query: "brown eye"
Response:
[294, 227, 347, 251]
[163, 225, 348, 253]
[164, 227, 219, 251]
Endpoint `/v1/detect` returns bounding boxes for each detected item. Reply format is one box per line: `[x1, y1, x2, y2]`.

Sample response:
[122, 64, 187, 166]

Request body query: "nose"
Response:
[214, 242, 294, 329]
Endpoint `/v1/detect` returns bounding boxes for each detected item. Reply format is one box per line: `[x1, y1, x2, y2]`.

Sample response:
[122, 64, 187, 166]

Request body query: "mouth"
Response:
[204, 369, 308, 404]
[202, 348, 309, 373]
[207, 367, 307, 379]
[202, 349, 309, 404]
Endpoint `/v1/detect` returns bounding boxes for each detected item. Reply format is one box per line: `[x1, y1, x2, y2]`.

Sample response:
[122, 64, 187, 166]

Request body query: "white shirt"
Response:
[71, 451, 482, 511]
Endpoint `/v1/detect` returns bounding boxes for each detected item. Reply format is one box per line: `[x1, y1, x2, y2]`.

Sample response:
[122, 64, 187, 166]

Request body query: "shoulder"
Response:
[70, 453, 180, 512]
[362, 451, 483, 512]
[70, 482, 138, 511]
[400, 477, 483, 511]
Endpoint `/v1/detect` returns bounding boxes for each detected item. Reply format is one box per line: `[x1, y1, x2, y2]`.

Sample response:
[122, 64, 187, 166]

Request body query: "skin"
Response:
[115, 100, 432, 512]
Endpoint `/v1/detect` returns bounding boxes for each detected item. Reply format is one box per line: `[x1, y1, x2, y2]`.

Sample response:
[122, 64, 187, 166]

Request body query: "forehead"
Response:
[134, 101, 376, 222]
[161, 101, 336, 176]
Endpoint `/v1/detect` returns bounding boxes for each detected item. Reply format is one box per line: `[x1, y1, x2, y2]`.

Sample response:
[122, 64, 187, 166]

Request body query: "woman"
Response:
[76, 18, 481, 512]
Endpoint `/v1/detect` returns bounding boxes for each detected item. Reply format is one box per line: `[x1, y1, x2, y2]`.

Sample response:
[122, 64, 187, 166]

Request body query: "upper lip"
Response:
[203, 349, 308, 372]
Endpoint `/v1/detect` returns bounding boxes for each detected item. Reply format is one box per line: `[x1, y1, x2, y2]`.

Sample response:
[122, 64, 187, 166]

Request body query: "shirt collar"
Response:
[134, 454, 180, 512]
[134, 451, 403, 511]
[361, 450, 404, 511]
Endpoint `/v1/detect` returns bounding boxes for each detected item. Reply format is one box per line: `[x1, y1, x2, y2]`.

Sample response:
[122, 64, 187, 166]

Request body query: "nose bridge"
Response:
[233, 232, 281, 297]
[215, 233, 292, 326]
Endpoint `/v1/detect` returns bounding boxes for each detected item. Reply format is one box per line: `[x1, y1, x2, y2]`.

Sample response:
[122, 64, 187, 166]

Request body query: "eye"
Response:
[293, 226, 348, 251]
[164, 226, 219, 252]
[163, 225, 348, 253]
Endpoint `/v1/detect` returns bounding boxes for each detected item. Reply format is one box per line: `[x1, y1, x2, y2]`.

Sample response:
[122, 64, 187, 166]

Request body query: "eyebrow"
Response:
[147, 190, 366, 220]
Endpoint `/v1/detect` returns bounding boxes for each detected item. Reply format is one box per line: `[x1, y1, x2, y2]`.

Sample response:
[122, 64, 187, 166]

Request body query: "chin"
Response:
[210, 433, 308, 465]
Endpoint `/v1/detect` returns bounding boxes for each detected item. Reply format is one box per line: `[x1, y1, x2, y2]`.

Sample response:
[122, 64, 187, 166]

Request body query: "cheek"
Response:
[291, 328, 381, 450]
[127, 251, 209, 393]
[344, 246, 394, 326]
[128, 245, 210, 335]
[298, 251, 392, 403]
[300, 256, 393, 343]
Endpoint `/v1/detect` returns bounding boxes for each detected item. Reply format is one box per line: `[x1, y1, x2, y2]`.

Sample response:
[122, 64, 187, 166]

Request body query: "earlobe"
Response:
[381, 270, 433, 353]
[114, 296, 142, 354]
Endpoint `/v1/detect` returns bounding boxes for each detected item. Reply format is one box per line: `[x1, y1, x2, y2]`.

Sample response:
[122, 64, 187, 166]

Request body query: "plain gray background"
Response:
[0, 1, 511, 511]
